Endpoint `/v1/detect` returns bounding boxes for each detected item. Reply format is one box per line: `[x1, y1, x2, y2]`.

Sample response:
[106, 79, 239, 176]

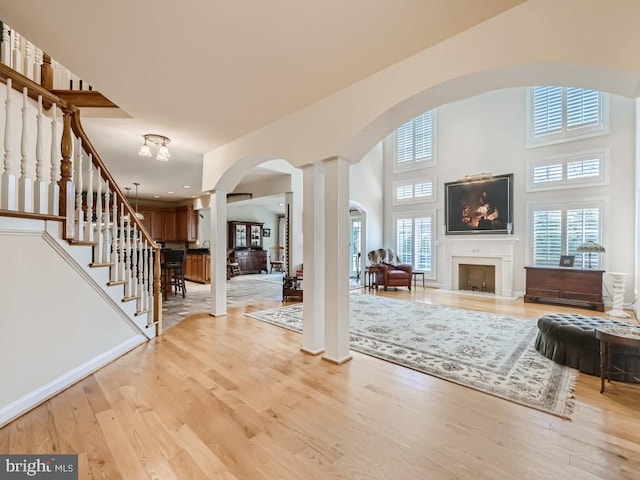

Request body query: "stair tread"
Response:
[107, 280, 127, 286]
[90, 262, 114, 268]
[122, 295, 139, 302]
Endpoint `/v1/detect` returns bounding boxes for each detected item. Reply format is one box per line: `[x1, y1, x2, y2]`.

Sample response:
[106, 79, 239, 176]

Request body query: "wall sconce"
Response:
[139, 134, 171, 161]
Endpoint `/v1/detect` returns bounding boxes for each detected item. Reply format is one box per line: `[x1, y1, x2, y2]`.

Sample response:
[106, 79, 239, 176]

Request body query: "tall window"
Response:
[527, 86, 606, 147]
[395, 110, 436, 170]
[395, 212, 435, 277]
[530, 202, 603, 268]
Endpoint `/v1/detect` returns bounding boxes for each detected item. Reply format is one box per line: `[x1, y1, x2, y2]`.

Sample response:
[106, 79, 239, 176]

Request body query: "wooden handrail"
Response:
[0, 63, 70, 110]
[68, 110, 159, 251]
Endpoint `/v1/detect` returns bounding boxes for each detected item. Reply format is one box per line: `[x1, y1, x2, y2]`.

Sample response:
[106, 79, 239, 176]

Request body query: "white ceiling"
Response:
[0, 0, 523, 201]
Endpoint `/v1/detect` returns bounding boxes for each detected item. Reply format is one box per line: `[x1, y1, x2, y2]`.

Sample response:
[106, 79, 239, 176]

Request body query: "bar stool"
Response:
[163, 249, 187, 298]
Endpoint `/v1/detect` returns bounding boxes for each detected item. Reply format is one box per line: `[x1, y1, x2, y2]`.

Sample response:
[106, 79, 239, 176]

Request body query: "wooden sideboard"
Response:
[524, 266, 604, 311]
[234, 249, 267, 274]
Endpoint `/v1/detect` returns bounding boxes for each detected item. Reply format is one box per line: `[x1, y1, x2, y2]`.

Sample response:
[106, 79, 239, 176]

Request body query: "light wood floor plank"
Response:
[1, 288, 639, 479]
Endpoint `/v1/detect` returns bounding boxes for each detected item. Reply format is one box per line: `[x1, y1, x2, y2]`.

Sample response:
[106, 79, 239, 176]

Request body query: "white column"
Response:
[301, 163, 325, 355]
[322, 157, 351, 364]
[607, 272, 630, 318]
[210, 191, 227, 317]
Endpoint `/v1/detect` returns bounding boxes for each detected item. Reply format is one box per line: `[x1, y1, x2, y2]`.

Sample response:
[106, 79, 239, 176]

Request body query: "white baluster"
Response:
[48, 103, 60, 215]
[102, 180, 110, 264]
[33, 48, 42, 85]
[94, 168, 103, 262]
[118, 202, 126, 283]
[18, 87, 34, 212]
[132, 225, 140, 306]
[33, 95, 48, 213]
[84, 159, 94, 242]
[110, 200, 119, 282]
[124, 212, 132, 297]
[141, 241, 148, 312]
[74, 138, 84, 240]
[1, 78, 17, 210]
[1, 25, 11, 68]
[22, 41, 32, 81]
[11, 31, 21, 74]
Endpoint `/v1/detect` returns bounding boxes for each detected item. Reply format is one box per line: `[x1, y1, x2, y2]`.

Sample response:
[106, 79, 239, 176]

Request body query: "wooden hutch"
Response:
[228, 221, 267, 274]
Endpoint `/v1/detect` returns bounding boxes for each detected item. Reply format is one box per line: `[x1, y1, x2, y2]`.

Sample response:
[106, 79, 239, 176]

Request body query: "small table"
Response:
[412, 271, 425, 289]
[595, 324, 640, 393]
[365, 265, 381, 290]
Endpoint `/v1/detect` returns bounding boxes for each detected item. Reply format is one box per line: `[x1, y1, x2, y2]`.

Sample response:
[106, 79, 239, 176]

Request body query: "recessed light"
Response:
[183, 185, 191, 189]
[153, 195, 160, 198]
[168, 191, 174, 194]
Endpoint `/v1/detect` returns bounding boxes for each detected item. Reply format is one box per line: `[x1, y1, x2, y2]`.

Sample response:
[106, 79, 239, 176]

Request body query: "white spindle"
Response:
[1, 25, 11, 68]
[94, 168, 103, 262]
[33, 95, 48, 213]
[11, 31, 21, 75]
[132, 225, 140, 305]
[1, 78, 17, 210]
[103, 180, 110, 264]
[141, 241, 149, 312]
[85, 159, 94, 242]
[74, 138, 84, 240]
[18, 87, 34, 212]
[48, 103, 60, 215]
[110, 200, 119, 282]
[124, 209, 132, 297]
[22, 41, 32, 81]
[33, 48, 42, 85]
[118, 202, 126, 283]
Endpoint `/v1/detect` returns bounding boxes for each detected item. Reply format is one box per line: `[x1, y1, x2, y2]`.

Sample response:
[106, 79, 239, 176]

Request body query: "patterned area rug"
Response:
[246, 293, 577, 419]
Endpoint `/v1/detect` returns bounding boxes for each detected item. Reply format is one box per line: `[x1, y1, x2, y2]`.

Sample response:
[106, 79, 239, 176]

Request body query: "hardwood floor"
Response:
[2, 287, 640, 479]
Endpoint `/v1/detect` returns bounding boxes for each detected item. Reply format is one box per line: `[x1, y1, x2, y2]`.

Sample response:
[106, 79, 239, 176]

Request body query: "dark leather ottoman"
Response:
[535, 313, 640, 381]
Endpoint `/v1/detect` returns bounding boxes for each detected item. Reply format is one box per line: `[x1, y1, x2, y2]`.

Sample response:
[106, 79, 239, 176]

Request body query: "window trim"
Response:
[526, 199, 607, 269]
[526, 87, 609, 148]
[526, 149, 609, 192]
[393, 210, 437, 279]
[392, 176, 436, 205]
[393, 109, 437, 172]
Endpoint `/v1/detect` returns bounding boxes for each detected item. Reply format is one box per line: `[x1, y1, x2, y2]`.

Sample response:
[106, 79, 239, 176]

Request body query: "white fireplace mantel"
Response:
[444, 237, 518, 297]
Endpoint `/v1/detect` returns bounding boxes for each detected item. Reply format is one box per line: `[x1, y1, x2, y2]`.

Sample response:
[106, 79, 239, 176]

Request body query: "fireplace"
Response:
[444, 237, 518, 297]
[459, 264, 495, 293]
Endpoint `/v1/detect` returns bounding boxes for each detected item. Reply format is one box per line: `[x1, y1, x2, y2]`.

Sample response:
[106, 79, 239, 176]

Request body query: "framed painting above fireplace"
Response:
[444, 173, 513, 235]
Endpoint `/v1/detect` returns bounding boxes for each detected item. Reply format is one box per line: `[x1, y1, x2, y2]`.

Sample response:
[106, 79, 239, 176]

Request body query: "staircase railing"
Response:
[0, 63, 162, 334]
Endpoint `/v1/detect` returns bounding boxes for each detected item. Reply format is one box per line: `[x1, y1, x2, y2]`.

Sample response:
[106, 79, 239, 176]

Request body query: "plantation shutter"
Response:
[532, 209, 562, 266]
[396, 218, 413, 265]
[532, 163, 563, 184]
[566, 155, 601, 180]
[395, 121, 414, 166]
[567, 207, 600, 268]
[414, 217, 432, 272]
[567, 88, 600, 130]
[414, 112, 433, 163]
[533, 86, 562, 138]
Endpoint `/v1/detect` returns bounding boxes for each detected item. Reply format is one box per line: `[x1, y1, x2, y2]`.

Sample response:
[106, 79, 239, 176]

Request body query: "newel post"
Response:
[154, 247, 163, 336]
[41, 53, 53, 91]
[58, 109, 75, 238]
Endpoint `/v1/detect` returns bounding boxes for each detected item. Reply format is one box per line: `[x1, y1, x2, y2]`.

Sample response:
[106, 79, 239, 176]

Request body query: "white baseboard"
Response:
[0, 335, 146, 428]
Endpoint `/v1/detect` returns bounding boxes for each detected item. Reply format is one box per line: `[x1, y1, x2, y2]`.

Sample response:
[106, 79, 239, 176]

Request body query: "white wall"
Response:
[382, 87, 636, 301]
[0, 218, 145, 425]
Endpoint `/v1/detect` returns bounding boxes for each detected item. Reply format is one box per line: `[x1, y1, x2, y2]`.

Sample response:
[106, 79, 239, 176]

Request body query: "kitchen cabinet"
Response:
[136, 206, 199, 242]
[185, 251, 210, 283]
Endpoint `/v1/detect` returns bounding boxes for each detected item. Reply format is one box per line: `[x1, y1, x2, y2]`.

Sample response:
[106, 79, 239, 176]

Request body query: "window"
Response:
[530, 202, 603, 269]
[393, 176, 436, 204]
[395, 212, 436, 277]
[527, 86, 607, 147]
[527, 150, 606, 191]
[395, 110, 436, 170]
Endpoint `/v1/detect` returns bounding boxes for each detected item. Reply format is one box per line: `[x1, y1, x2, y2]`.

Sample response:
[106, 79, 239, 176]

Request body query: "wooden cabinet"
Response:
[233, 250, 267, 274]
[524, 266, 604, 311]
[228, 221, 263, 249]
[185, 252, 210, 283]
[137, 206, 199, 242]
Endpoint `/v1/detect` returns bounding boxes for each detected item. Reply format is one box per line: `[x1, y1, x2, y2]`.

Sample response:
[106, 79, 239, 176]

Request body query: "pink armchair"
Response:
[367, 249, 413, 291]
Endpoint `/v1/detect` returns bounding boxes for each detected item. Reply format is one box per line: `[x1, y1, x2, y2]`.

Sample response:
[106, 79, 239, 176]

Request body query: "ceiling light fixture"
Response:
[138, 134, 171, 161]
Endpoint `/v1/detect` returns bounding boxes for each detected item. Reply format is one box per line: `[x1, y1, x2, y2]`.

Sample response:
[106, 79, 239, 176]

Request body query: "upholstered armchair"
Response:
[367, 248, 413, 291]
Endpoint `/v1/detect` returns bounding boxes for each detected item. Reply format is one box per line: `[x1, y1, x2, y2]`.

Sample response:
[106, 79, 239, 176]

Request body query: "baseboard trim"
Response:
[0, 335, 146, 428]
[300, 347, 325, 356]
[322, 354, 353, 365]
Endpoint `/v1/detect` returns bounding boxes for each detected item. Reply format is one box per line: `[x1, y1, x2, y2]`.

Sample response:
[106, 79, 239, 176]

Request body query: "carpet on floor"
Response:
[246, 293, 577, 419]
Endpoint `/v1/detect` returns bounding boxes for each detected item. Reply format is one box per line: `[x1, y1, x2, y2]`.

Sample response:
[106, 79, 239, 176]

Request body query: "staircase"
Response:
[0, 22, 161, 427]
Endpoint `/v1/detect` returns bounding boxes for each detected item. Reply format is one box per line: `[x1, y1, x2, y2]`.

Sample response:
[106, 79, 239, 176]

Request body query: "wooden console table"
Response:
[524, 266, 604, 311]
